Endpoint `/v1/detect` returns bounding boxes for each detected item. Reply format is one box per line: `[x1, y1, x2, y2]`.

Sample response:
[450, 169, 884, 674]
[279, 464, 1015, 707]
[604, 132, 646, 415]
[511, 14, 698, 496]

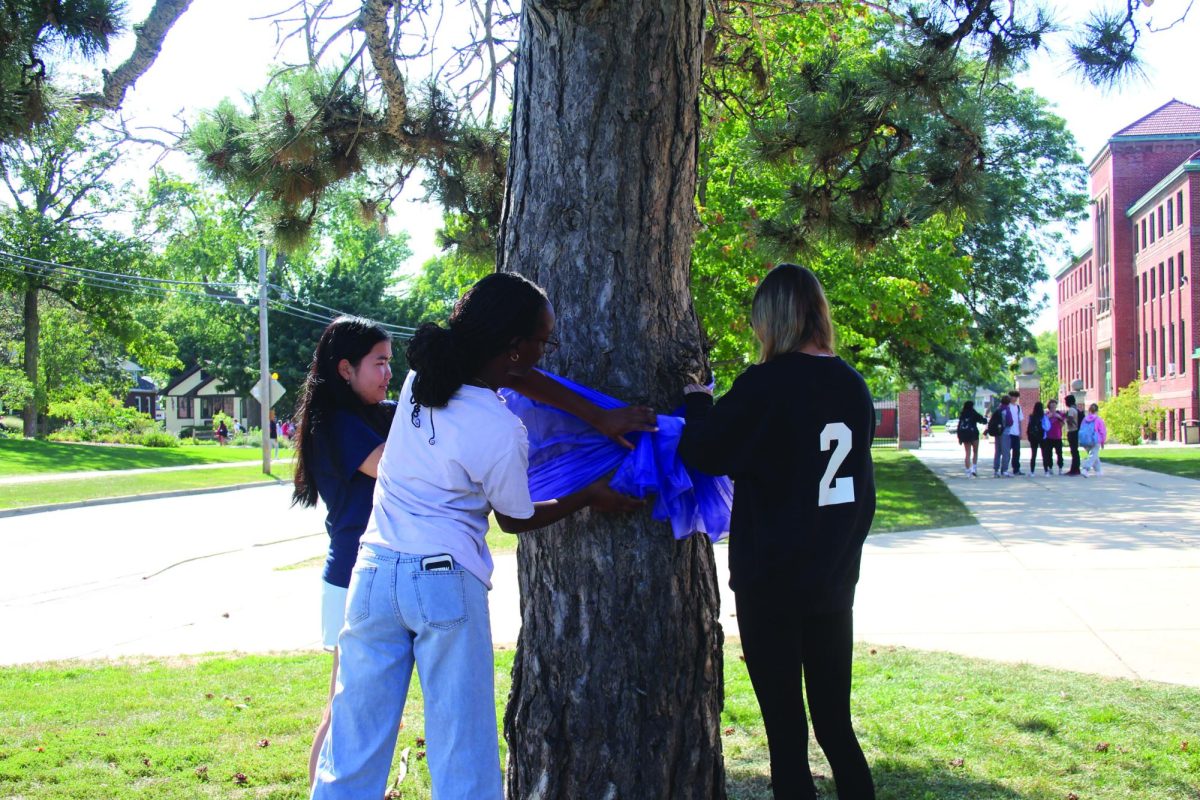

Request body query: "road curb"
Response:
[0, 479, 286, 519]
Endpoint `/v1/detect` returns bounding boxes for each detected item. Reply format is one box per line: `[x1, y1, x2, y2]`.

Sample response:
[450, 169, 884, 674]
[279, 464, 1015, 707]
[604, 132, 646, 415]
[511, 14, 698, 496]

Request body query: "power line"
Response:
[0, 249, 253, 290]
[0, 260, 252, 306]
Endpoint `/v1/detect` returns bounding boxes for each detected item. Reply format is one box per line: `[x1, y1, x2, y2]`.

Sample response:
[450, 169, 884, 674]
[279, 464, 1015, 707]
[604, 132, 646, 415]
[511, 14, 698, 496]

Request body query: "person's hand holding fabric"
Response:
[594, 405, 659, 449]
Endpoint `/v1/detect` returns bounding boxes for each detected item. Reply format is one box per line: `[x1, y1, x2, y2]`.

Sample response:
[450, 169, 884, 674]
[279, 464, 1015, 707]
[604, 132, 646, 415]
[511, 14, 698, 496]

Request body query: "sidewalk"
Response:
[2, 445, 1197, 687]
[860, 433, 1200, 685]
[0, 458, 292, 486]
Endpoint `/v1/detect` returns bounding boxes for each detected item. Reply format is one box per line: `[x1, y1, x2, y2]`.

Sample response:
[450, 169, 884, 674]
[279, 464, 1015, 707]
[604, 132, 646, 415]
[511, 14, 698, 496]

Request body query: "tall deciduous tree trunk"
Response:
[498, 2, 726, 798]
[22, 285, 38, 438]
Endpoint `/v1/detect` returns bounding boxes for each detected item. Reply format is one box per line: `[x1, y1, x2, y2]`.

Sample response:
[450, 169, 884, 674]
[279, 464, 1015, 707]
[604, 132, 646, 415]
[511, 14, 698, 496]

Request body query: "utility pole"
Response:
[258, 246, 271, 475]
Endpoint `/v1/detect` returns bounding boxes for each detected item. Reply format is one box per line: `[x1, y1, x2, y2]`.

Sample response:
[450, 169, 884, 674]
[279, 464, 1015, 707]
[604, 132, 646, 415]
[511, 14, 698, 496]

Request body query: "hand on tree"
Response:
[596, 405, 658, 449]
[683, 383, 713, 396]
[584, 475, 646, 513]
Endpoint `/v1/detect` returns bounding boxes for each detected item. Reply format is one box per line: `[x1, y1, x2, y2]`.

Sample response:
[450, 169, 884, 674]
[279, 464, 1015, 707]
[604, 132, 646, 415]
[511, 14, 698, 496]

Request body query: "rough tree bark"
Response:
[498, 2, 726, 798]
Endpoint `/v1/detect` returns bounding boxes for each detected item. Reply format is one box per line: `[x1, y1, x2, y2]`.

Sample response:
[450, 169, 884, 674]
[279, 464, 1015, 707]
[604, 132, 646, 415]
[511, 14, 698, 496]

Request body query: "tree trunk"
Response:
[22, 285, 38, 438]
[498, 2, 726, 798]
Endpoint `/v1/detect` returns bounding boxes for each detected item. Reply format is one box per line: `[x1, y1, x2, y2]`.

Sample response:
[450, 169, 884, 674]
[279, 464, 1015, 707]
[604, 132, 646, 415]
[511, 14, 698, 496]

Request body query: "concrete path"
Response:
[1, 444, 1197, 687]
[0, 457, 291, 485]
[868, 433, 1200, 685]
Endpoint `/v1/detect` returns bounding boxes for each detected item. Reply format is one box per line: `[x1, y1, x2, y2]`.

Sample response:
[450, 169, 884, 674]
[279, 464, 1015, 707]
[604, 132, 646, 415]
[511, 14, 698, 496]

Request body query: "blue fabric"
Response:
[314, 403, 393, 587]
[499, 371, 731, 542]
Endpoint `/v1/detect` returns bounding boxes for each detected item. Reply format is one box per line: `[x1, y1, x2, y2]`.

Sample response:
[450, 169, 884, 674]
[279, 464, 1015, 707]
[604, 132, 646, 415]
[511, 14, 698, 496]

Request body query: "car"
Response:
[945, 419, 959, 434]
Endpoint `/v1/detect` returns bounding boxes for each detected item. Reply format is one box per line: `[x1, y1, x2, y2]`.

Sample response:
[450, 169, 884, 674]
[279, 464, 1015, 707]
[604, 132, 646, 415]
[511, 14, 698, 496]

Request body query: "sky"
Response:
[92, 1, 1199, 332]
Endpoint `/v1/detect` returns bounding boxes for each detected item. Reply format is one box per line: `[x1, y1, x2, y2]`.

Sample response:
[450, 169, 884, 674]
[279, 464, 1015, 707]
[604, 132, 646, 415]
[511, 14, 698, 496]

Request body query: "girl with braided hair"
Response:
[311, 272, 652, 800]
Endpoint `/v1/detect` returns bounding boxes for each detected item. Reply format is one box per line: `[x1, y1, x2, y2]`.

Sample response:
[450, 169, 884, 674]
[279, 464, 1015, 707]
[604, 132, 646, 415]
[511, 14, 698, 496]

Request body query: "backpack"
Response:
[1041, 415, 1051, 435]
[986, 410, 1004, 437]
[1078, 417, 1098, 447]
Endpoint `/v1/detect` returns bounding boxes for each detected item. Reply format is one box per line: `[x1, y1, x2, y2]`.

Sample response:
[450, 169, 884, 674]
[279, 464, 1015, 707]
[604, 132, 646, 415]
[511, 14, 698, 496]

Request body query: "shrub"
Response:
[1098, 380, 1165, 445]
[48, 390, 156, 441]
[139, 430, 180, 448]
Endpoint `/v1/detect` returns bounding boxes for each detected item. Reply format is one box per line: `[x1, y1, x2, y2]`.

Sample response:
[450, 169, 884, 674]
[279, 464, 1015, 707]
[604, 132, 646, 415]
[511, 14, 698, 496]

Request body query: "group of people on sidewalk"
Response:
[954, 391, 1109, 478]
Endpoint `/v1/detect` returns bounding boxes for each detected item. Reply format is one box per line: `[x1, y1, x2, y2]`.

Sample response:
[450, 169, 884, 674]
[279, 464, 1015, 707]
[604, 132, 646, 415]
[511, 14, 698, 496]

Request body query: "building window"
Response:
[200, 396, 235, 419]
[1168, 200, 1174, 231]
[1142, 218, 1148, 245]
[1181, 320, 1187, 375]
[1151, 268, 1156, 296]
[1160, 325, 1166, 372]
[1160, 263, 1166, 295]
[177, 396, 193, 418]
[1180, 253, 1187, 287]
[1179, 191, 1185, 224]
[1158, 205, 1165, 238]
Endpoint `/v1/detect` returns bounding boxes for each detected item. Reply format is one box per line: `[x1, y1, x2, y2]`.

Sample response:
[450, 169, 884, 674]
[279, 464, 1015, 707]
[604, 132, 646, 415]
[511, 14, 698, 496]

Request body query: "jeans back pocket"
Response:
[412, 571, 468, 630]
[346, 566, 377, 625]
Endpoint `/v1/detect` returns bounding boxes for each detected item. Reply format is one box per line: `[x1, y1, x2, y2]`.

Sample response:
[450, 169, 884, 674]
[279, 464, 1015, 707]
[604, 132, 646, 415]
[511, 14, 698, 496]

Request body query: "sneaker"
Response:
[1058, 467, 1063, 475]
[1094, 466, 1102, 476]
[994, 471, 1000, 478]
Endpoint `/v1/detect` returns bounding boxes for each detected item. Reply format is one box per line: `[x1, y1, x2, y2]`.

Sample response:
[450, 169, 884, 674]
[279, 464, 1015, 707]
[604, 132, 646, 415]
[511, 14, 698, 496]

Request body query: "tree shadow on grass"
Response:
[727, 760, 1033, 800]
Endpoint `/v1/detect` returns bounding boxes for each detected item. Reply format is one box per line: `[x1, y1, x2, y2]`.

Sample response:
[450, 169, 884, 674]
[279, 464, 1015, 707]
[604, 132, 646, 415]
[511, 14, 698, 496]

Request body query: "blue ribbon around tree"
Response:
[498, 370, 732, 542]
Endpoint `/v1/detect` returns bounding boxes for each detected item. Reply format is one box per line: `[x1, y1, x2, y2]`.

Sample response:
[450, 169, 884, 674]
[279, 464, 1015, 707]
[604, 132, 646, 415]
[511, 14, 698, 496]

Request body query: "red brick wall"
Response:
[898, 388, 921, 449]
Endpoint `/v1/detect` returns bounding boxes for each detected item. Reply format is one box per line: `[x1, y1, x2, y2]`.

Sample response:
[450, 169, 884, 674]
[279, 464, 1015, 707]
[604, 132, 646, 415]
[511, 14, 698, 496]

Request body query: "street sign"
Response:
[249, 377, 286, 407]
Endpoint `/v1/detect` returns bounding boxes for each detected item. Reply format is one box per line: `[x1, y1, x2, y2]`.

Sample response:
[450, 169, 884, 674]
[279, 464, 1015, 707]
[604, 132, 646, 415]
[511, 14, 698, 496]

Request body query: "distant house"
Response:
[119, 360, 160, 420]
[162, 365, 253, 435]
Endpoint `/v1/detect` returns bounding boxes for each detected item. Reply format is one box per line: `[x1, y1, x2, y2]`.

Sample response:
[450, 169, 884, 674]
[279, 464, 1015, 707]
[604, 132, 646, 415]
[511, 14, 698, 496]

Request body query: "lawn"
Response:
[0, 438, 267, 477]
[1, 645, 1196, 799]
[0, 465, 290, 510]
[1100, 446, 1200, 480]
[872, 450, 975, 532]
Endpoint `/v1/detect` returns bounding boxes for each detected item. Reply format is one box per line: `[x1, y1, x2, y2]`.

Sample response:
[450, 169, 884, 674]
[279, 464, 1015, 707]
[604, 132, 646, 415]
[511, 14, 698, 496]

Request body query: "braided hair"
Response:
[291, 316, 393, 508]
[406, 273, 548, 417]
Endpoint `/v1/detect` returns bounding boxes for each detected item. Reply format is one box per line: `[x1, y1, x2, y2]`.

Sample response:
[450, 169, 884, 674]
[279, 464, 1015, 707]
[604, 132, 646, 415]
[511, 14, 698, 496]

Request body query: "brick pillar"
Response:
[1015, 356, 1040, 424]
[898, 387, 921, 449]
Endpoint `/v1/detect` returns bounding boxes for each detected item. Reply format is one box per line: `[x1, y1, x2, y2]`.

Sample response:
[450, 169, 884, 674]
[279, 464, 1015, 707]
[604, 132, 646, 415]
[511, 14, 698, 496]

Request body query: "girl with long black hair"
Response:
[290, 315, 396, 787]
[311, 273, 648, 799]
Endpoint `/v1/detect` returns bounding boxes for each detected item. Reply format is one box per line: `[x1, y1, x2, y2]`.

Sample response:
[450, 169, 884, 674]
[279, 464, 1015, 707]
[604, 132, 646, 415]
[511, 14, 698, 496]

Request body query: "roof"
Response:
[1113, 99, 1200, 138]
[1053, 247, 1093, 280]
[1126, 151, 1200, 218]
[131, 376, 158, 393]
[162, 364, 206, 395]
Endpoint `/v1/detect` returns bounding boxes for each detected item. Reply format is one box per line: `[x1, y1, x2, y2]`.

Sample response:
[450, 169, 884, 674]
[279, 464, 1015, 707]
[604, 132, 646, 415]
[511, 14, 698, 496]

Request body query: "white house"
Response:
[162, 365, 253, 436]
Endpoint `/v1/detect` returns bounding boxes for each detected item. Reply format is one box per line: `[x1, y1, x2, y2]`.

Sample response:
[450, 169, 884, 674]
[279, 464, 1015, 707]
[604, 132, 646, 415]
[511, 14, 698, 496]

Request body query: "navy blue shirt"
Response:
[312, 402, 393, 587]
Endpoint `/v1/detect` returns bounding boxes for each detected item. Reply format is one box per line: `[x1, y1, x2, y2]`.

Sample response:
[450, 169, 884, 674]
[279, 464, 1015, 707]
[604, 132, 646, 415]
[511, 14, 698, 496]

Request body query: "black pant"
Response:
[1067, 430, 1081, 474]
[1008, 434, 1022, 473]
[1041, 438, 1063, 470]
[1028, 435, 1043, 474]
[736, 586, 875, 800]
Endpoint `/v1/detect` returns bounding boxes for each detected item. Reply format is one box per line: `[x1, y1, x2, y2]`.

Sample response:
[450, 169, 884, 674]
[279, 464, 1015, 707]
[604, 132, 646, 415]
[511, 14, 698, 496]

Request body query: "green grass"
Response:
[872, 450, 975, 532]
[1, 645, 1196, 799]
[0, 465, 290, 510]
[0, 438, 268, 477]
[1099, 447, 1200, 480]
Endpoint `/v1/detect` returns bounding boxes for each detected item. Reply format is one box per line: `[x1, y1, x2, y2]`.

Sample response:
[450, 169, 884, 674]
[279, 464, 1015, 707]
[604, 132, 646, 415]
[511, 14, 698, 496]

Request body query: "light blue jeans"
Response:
[311, 544, 502, 800]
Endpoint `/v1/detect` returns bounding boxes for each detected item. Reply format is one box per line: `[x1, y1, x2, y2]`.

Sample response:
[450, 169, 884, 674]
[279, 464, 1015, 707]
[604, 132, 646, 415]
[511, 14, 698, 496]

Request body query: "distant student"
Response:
[1006, 390, 1024, 475]
[1026, 401, 1045, 477]
[1079, 403, 1108, 476]
[1064, 394, 1082, 475]
[1041, 399, 1065, 475]
[956, 400, 988, 477]
[987, 395, 1013, 477]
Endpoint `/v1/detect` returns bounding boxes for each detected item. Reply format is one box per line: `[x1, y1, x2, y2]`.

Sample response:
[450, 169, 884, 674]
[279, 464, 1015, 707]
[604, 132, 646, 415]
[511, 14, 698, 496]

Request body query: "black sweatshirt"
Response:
[678, 352, 876, 612]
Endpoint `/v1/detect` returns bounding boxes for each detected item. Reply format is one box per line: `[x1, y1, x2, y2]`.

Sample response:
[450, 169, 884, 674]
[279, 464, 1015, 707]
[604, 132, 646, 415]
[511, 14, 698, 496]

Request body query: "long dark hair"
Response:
[1031, 401, 1045, 420]
[406, 272, 548, 410]
[292, 316, 392, 508]
[959, 400, 976, 419]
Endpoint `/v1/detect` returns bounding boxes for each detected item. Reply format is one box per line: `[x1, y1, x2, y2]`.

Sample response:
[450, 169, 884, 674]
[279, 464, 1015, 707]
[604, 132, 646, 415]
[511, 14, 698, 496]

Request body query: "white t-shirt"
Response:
[1006, 402, 1023, 436]
[361, 371, 535, 588]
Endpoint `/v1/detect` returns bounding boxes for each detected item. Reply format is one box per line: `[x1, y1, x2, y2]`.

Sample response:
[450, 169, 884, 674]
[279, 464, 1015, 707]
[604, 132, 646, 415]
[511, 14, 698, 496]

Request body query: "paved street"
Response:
[1, 441, 1197, 687]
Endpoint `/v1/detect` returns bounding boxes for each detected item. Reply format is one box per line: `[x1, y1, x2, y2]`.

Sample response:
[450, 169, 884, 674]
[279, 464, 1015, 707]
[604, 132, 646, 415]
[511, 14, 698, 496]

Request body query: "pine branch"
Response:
[74, 0, 195, 111]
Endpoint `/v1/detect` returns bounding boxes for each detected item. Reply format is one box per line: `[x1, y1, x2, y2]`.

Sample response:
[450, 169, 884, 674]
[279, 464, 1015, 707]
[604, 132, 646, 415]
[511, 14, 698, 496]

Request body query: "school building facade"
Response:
[1054, 99, 1200, 442]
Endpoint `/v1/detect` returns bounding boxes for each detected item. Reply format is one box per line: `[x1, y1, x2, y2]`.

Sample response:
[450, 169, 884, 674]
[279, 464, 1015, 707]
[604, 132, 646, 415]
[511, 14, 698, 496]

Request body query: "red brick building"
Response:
[1054, 100, 1200, 441]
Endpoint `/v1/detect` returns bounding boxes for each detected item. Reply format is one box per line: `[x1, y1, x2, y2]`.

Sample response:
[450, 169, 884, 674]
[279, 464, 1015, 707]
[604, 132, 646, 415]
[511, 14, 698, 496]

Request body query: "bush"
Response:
[1098, 379, 1166, 445]
[48, 390, 156, 441]
[139, 430, 180, 448]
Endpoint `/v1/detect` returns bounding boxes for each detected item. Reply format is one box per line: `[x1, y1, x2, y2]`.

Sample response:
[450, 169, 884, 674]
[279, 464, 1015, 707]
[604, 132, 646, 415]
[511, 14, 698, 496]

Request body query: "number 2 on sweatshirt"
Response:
[818, 422, 855, 506]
